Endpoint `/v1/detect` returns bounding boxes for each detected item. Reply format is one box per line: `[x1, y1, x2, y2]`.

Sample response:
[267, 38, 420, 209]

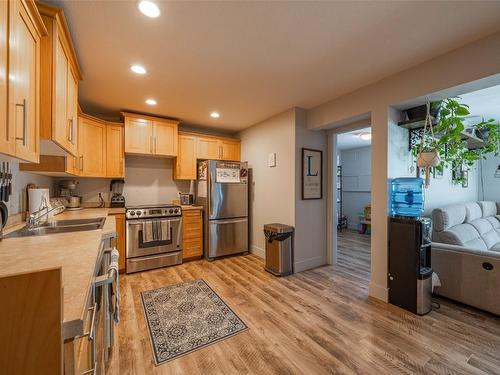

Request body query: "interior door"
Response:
[208, 218, 248, 258]
[9, 0, 39, 162]
[80, 117, 106, 176]
[54, 36, 69, 151]
[153, 121, 177, 156]
[125, 118, 152, 154]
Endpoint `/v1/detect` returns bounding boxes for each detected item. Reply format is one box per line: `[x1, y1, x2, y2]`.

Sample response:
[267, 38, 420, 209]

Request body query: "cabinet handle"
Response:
[79, 156, 84, 171]
[15, 99, 27, 146]
[150, 136, 153, 153]
[68, 119, 72, 142]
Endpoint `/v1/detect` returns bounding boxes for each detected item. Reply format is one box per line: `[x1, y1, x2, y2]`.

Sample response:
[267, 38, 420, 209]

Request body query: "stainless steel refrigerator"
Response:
[197, 160, 249, 259]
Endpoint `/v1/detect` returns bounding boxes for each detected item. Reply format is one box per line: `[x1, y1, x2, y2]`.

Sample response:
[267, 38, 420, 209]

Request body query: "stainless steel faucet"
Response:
[26, 197, 62, 229]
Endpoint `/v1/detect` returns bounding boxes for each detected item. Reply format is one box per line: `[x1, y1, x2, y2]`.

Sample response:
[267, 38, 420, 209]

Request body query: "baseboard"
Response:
[369, 282, 388, 302]
[294, 256, 326, 273]
[250, 244, 265, 259]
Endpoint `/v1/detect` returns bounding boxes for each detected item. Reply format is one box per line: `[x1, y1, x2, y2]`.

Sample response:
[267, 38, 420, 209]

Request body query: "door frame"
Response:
[326, 120, 372, 266]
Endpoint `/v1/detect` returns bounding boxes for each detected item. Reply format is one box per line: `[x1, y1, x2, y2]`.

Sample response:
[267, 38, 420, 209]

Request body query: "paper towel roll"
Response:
[28, 188, 51, 214]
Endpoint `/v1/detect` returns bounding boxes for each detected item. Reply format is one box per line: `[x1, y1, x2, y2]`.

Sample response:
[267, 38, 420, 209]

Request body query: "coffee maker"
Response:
[110, 179, 125, 207]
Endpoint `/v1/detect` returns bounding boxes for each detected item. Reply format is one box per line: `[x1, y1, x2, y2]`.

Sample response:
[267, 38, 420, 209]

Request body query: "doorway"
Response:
[331, 126, 372, 280]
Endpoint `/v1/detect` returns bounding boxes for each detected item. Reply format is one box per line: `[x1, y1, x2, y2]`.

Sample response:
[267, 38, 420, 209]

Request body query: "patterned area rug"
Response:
[141, 279, 248, 365]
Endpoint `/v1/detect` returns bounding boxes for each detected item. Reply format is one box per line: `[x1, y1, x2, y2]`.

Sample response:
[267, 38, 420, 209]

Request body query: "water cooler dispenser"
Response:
[388, 178, 433, 315]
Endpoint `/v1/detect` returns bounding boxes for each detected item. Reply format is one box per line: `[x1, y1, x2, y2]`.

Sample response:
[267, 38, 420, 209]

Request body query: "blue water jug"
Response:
[390, 177, 425, 217]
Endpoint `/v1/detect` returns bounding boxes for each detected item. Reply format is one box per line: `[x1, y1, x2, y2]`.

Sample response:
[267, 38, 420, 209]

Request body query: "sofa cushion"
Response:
[491, 243, 500, 252]
[468, 218, 500, 249]
[479, 201, 498, 218]
[434, 223, 487, 250]
[432, 205, 466, 232]
[464, 202, 483, 222]
[486, 216, 500, 229]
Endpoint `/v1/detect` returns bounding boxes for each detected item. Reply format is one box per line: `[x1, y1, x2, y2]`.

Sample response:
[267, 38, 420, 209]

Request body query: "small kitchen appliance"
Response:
[110, 179, 126, 208]
[125, 204, 183, 273]
[178, 192, 194, 205]
[58, 179, 82, 210]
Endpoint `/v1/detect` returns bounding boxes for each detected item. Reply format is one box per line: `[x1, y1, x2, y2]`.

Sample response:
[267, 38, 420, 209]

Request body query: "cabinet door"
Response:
[53, 37, 69, 151]
[125, 118, 152, 154]
[153, 120, 177, 156]
[65, 66, 78, 156]
[106, 124, 124, 177]
[9, 0, 40, 163]
[113, 213, 126, 273]
[80, 117, 106, 177]
[174, 134, 196, 180]
[221, 139, 241, 161]
[0, 1, 13, 155]
[196, 136, 220, 159]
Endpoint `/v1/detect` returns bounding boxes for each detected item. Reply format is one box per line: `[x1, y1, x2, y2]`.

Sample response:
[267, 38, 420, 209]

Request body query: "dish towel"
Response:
[143, 221, 154, 243]
[432, 272, 441, 293]
[108, 248, 120, 323]
[160, 220, 171, 241]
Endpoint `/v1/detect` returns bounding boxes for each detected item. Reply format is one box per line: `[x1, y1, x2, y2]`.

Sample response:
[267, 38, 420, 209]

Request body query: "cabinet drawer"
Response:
[184, 226, 202, 240]
[182, 209, 202, 218]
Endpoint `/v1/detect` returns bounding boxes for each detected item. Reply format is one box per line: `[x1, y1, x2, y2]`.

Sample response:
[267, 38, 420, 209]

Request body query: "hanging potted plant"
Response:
[412, 97, 500, 186]
[416, 102, 440, 187]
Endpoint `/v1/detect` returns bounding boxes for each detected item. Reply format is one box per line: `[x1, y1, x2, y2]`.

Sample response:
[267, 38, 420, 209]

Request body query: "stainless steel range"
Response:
[125, 204, 182, 273]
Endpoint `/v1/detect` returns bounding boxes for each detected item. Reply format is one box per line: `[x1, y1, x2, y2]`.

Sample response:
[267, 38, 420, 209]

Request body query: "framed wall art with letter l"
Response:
[302, 148, 323, 200]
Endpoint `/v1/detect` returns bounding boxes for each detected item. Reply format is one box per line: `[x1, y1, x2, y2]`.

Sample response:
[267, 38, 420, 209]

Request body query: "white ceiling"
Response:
[461, 84, 500, 125]
[50, 0, 500, 132]
[337, 127, 371, 150]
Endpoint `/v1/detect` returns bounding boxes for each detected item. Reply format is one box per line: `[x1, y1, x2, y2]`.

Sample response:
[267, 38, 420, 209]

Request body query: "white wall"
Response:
[294, 109, 328, 272]
[388, 119, 480, 215]
[239, 109, 296, 258]
[479, 155, 500, 202]
[306, 32, 500, 302]
[0, 156, 55, 217]
[340, 146, 371, 229]
[66, 156, 190, 206]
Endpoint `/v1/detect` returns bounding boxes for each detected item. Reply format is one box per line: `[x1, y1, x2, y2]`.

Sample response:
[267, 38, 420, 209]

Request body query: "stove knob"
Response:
[174, 208, 180, 214]
[169, 209, 174, 214]
[136, 211, 142, 216]
[129, 211, 135, 216]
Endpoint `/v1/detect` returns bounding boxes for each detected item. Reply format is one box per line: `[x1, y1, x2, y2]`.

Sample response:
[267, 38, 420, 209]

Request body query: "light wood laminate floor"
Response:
[337, 229, 371, 278]
[108, 254, 500, 374]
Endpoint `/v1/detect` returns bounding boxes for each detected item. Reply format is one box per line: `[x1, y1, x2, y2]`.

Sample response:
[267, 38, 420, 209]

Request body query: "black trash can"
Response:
[263, 223, 294, 276]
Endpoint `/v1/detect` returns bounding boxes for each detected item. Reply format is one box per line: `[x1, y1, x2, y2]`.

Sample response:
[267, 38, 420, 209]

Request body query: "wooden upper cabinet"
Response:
[106, 122, 124, 178]
[153, 120, 178, 156]
[0, 1, 10, 155]
[174, 134, 197, 180]
[196, 136, 219, 159]
[124, 117, 153, 155]
[79, 115, 106, 177]
[122, 112, 179, 157]
[37, 2, 81, 157]
[220, 139, 241, 161]
[6, 0, 46, 163]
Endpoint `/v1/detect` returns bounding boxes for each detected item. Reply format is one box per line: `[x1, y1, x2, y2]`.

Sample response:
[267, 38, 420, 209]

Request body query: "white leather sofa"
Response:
[431, 201, 500, 315]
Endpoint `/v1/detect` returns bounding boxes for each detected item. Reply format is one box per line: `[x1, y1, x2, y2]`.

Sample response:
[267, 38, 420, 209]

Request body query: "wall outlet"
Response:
[268, 152, 276, 167]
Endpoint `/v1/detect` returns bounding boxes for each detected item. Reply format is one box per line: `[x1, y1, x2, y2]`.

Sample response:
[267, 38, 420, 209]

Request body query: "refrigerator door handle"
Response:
[210, 218, 247, 225]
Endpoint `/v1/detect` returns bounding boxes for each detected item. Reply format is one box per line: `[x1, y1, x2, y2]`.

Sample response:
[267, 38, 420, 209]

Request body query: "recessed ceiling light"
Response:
[138, 1, 160, 18]
[210, 112, 220, 119]
[358, 132, 372, 141]
[145, 98, 157, 105]
[130, 65, 146, 74]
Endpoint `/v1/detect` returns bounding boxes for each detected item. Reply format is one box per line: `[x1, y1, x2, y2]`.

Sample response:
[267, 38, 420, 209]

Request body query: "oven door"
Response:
[126, 217, 182, 258]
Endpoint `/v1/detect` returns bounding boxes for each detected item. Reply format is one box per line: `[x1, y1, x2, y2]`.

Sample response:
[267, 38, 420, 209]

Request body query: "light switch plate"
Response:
[268, 153, 276, 167]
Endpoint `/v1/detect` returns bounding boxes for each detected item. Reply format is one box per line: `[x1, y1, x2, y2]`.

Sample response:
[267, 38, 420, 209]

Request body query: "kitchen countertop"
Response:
[0, 208, 117, 339]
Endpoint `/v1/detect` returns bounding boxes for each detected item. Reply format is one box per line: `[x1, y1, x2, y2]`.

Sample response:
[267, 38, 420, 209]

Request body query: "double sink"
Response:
[5, 217, 106, 238]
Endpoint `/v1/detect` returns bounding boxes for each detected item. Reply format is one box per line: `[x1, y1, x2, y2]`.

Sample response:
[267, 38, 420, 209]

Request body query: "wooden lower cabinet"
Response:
[182, 208, 203, 260]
